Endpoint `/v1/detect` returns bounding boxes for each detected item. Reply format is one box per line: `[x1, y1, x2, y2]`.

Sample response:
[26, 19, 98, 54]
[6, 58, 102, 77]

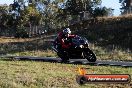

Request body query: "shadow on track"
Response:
[1, 56, 132, 67]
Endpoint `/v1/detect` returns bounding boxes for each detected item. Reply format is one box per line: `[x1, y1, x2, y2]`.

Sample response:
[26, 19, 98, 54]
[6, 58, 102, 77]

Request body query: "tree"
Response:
[0, 4, 9, 28]
[93, 7, 114, 17]
[0, 4, 9, 36]
[65, 0, 102, 15]
[25, 3, 42, 36]
[8, 0, 43, 37]
[37, 0, 67, 30]
[60, 0, 113, 24]
[65, 0, 84, 15]
[119, 0, 132, 14]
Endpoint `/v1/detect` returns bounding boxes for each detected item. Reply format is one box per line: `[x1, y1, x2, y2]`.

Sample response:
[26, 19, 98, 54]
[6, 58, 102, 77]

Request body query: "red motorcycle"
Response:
[52, 35, 96, 62]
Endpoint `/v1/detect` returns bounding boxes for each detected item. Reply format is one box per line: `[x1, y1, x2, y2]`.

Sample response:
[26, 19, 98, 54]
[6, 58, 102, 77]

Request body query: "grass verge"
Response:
[0, 59, 132, 88]
[0, 37, 131, 61]
[89, 43, 132, 61]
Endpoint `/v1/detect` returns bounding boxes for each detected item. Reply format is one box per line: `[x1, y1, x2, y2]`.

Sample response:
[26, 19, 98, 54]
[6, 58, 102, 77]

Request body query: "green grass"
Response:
[5, 43, 131, 61]
[11, 50, 57, 57]
[89, 43, 132, 61]
[0, 59, 132, 88]
[0, 37, 131, 61]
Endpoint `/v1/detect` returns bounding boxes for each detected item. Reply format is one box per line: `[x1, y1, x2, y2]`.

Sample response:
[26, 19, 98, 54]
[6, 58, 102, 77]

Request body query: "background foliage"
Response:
[0, 0, 113, 38]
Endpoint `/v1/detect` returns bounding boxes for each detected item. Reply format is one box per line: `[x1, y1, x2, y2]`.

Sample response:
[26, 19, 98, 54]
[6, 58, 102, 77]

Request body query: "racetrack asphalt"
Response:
[1, 56, 132, 67]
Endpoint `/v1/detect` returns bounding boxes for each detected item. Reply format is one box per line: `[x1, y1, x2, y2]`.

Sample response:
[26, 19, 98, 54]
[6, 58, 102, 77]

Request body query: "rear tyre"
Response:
[84, 48, 96, 62]
[57, 52, 69, 63]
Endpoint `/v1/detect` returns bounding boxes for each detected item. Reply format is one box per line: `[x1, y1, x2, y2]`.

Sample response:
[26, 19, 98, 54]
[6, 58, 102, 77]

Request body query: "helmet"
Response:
[63, 28, 71, 35]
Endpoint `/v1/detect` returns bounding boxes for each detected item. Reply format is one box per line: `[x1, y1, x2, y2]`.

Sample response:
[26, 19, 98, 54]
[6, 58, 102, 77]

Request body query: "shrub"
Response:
[14, 28, 29, 38]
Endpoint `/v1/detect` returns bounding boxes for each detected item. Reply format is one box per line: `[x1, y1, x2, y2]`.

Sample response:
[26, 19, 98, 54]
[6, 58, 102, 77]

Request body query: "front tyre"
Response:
[84, 48, 96, 62]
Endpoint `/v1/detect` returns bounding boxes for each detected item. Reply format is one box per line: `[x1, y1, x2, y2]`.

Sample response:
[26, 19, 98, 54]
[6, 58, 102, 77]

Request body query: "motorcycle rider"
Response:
[54, 28, 76, 52]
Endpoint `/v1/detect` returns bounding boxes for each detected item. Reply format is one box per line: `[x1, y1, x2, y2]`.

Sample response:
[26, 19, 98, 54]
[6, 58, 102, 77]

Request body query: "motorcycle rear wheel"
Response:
[57, 52, 69, 63]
